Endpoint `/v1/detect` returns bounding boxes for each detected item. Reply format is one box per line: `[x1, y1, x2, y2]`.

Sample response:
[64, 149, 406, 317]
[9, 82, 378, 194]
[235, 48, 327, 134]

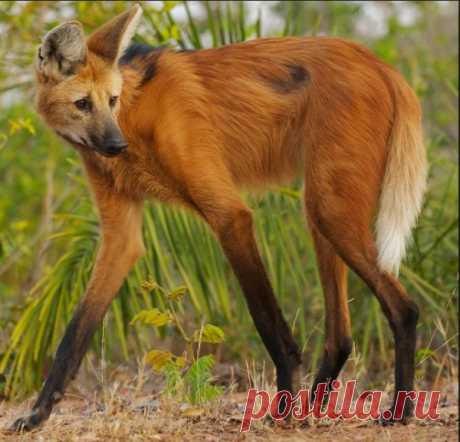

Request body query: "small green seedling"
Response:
[131, 282, 225, 405]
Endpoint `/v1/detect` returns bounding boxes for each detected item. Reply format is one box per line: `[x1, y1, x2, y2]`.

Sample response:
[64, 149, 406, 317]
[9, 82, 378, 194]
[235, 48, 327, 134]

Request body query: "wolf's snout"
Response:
[91, 132, 128, 157]
[100, 139, 128, 157]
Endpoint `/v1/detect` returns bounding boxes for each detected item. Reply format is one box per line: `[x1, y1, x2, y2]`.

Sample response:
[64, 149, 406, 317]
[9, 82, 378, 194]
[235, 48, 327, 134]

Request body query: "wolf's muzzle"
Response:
[95, 139, 128, 157]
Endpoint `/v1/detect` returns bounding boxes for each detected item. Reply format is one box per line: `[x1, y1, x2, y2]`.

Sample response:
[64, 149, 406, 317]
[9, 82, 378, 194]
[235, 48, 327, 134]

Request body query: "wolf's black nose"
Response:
[98, 138, 127, 157]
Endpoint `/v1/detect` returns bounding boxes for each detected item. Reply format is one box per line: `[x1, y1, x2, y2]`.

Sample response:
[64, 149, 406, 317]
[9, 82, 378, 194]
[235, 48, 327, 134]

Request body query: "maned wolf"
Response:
[11, 4, 427, 431]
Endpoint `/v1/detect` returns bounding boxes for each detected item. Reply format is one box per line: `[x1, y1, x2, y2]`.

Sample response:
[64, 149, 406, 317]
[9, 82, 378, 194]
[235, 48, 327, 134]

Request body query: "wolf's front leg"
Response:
[10, 196, 144, 432]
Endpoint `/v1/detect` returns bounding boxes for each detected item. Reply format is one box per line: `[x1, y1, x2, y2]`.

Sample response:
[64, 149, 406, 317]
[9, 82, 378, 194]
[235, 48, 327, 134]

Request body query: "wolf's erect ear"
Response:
[87, 4, 142, 65]
[37, 21, 86, 80]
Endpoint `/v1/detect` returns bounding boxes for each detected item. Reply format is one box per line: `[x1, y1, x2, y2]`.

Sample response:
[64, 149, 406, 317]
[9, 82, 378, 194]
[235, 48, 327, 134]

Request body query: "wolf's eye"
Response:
[109, 96, 118, 108]
[74, 98, 91, 112]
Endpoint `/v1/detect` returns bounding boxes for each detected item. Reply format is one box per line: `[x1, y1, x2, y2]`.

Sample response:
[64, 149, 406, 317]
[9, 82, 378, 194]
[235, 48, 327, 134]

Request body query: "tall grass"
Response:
[0, 1, 457, 398]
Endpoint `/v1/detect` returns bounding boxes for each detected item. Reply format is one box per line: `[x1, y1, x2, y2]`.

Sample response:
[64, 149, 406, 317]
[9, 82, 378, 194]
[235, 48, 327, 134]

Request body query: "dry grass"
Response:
[0, 365, 457, 442]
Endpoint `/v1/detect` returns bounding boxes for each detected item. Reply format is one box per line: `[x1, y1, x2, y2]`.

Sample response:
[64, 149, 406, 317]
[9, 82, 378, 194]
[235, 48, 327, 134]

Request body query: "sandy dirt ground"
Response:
[0, 387, 457, 442]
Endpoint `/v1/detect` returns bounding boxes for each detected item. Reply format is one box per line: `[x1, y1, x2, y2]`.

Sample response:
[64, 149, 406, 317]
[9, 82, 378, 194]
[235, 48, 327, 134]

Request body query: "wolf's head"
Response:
[35, 5, 142, 157]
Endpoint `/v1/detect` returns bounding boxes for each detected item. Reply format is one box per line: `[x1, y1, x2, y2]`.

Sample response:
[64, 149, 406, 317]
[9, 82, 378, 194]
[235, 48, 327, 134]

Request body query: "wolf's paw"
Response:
[377, 408, 411, 426]
[8, 410, 45, 433]
[378, 409, 396, 426]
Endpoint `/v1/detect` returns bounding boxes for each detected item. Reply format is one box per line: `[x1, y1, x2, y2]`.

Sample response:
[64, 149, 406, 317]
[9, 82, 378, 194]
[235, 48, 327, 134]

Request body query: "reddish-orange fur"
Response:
[11, 6, 426, 432]
[91, 38, 393, 206]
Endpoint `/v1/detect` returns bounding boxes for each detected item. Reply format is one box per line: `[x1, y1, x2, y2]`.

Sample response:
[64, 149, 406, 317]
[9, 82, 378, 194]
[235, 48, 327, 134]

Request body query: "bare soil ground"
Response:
[0, 387, 457, 442]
